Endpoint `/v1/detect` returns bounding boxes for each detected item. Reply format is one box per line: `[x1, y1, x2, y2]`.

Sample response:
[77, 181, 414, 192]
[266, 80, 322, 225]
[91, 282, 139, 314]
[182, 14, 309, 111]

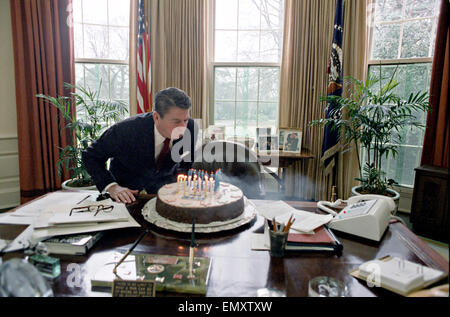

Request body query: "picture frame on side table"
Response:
[257, 135, 279, 153]
[281, 129, 302, 153]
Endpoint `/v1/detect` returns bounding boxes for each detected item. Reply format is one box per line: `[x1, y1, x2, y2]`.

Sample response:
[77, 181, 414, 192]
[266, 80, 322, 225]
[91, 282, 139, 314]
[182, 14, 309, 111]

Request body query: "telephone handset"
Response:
[319, 194, 396, 241]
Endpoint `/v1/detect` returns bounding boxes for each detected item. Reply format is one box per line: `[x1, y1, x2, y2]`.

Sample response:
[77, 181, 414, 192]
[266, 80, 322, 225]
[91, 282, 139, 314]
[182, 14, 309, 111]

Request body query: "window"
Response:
[366, 0, 440, 187]
[211, 0, 285, 138]
[72, 0, 130, 114]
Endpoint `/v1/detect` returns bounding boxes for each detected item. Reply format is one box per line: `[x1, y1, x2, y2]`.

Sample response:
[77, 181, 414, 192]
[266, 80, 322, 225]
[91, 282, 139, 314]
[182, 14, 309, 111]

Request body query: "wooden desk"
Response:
[2, 195, 448, 297]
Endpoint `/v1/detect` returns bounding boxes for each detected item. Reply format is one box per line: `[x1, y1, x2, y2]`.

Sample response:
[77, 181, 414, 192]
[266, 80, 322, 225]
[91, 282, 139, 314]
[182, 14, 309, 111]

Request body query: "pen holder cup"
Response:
[269, 230, 288, 258]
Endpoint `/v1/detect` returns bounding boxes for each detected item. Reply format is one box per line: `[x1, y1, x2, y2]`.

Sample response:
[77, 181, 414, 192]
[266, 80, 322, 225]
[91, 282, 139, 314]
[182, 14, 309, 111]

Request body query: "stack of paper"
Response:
[354, 256, 447, 296]
[0, 191, 140, 251]
[256, 200, 333, 233]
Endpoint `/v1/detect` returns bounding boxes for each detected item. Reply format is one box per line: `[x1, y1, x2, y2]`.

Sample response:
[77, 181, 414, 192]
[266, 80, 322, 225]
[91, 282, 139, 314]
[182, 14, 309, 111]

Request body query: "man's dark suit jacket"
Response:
[82, 112, 197, 194]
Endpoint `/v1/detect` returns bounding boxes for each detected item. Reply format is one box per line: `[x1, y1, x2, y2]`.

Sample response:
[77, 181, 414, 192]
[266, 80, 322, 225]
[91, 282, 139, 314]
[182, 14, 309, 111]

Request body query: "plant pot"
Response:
[62, 179, 97, 191]
[351, 185, 400, 213]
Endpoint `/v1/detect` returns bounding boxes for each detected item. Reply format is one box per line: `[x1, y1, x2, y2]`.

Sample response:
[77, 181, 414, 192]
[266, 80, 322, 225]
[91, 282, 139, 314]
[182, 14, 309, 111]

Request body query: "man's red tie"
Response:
[156, 138, 171, 170]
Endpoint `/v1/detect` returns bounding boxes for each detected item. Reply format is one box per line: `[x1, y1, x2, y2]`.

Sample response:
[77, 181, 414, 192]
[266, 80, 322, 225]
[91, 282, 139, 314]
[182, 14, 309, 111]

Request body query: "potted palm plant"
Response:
[310, 67, 430, 202]
[37, 82, 128, 190]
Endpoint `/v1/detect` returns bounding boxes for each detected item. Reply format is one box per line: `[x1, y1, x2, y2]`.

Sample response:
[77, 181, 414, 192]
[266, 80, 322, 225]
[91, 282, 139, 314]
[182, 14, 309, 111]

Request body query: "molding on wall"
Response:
[0, 136, 20, 209]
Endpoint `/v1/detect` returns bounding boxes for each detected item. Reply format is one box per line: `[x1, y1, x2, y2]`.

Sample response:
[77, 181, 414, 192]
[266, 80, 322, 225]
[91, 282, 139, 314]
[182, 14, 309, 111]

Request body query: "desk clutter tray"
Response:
[91, 252, 212, 295]
[350, 255, 448, 296]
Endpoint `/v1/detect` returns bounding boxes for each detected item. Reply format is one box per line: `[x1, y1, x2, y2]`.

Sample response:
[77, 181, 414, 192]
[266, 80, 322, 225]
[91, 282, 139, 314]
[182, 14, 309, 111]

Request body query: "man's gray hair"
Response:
[154, 87, 191, 117]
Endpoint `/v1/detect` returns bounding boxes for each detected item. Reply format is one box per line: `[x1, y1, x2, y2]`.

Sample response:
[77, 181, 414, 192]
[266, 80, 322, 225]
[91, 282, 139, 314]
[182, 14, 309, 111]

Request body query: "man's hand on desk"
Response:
[107, 184, 139, 204]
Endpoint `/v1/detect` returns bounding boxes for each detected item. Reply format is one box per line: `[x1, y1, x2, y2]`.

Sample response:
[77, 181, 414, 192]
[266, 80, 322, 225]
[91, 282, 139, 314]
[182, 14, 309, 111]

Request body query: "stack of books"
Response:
[251, 219, 343, 256]
[42, 231, 104, 255]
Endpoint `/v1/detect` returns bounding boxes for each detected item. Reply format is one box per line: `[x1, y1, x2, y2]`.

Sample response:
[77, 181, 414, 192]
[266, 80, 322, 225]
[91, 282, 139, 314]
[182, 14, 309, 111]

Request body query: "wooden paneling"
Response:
[0, 136, 20, 209]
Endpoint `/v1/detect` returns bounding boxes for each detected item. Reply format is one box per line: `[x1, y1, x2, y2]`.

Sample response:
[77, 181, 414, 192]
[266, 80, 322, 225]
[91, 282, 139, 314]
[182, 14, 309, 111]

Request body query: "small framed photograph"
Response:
[205, 125, 226, 143]
[282, 129, 302, 153]
[256, 127, 272, 150]
[278, 128, 287, 151]
[256, 127, 271, 140]
[257, 135, 279, 153]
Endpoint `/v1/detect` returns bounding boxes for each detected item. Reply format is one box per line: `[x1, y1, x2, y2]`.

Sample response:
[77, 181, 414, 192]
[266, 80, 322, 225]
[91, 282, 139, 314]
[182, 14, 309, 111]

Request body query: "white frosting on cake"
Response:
[157, 182, 243, 208]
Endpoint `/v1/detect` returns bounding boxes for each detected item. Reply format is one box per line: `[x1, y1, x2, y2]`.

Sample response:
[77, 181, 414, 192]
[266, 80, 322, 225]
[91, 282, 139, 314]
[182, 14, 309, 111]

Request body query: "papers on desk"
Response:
[256, 200, 333, 233]
[35, 201, 130, 228]
[0, 191, 99, 225]
[0, 191, 141, 249]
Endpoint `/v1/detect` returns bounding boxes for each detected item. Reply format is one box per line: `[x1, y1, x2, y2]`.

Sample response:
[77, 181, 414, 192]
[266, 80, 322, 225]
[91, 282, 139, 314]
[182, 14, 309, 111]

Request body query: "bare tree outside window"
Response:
[73, 0, 130, 125]
[213, 0, 285, 138]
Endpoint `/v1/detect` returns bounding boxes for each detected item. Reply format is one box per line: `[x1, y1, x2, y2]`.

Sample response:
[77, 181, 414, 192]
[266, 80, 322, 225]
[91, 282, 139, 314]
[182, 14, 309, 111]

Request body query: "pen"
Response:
[77, 194, 91, 205]
[113, 229, 149, 274]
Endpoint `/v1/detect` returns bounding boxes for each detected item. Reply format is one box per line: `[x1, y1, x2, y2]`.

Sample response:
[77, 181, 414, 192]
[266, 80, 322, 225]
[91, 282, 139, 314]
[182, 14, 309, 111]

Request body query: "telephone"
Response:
[318, 195, 396, 242]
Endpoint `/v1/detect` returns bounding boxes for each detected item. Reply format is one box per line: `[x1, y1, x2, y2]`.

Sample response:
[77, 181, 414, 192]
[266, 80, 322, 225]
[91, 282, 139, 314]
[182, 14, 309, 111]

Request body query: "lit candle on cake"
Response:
[214, 169, 221, 192]
[183, 175, 187, 196]
[177, 174, 183, 193]
[204, 175, 209, 197]
[193, 176, 197, 196]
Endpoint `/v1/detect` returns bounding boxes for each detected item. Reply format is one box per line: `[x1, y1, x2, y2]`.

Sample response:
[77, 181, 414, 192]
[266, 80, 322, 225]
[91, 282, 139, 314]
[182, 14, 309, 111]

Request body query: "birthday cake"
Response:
[155, 170, 245, 224]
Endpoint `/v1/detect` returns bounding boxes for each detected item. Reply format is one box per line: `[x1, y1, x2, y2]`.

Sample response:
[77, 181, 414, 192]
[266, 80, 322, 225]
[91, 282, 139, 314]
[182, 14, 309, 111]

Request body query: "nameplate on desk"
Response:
[112, 279, 156, 297]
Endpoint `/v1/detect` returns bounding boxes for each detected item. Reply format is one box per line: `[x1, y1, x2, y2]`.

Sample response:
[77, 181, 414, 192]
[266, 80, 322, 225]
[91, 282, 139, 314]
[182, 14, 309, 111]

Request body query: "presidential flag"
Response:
[137, 0, 152, 113]
[321, 0, 343, 163]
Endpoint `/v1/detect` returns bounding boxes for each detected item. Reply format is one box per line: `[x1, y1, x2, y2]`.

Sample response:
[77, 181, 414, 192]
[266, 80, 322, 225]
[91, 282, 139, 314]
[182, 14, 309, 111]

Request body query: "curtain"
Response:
[129, 0, 208, 120]
[337, 0, 369, 200]
[10, 0, 75, 203]
[421, 0, 449, 168]
[279, 0, 367, 201]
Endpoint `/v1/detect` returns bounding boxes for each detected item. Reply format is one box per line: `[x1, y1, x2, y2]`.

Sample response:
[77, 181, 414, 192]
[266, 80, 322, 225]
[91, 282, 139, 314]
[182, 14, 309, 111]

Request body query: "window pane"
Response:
[259, 68, 280, 102]
[215, 67, 236, 100]
[214, 101, 236, 136]
[84, 24, 109, 59]
[75, 63, 84, 87]
[74, 23, 84, 58]
[215, 31, 237, 62]
[400, 19, 433, 58]
[84, 64, 109, 99]
[260, 0, 284, 29]
[260, 30, 282, 62]
[237, 68, 258, 101]
[82, 0, 108, 25]
[237, 31, 260, 62]
[215, 0, 238, 30]
[214, 67, 280, 137]
[374, 0, 403, 22]
[238, 0, 261, 29]
[399, 146, 421, 186]
[109, 27, 129, 60]
[371, 24, 401, 60]
[236, 101, 258, 131]
[404, 0, 436, 18]
[108, 0, 130, 26]
[258, 102, 278, 128]
[213, 1, 284, 139]
[110, 65, 129, 100]
[73, 0, 82, 23]
[366, 64, 431, 187]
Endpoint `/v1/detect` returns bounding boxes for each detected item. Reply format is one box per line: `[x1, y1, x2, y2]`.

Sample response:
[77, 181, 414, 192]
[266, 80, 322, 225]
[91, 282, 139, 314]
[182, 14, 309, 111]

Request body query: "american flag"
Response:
[321, 0, 343, 164]
[137, 0, 152, 113]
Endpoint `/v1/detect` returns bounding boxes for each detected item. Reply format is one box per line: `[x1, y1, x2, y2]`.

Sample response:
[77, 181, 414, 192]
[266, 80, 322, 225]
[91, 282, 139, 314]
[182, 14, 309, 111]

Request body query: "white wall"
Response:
[0, 0, 20, 210]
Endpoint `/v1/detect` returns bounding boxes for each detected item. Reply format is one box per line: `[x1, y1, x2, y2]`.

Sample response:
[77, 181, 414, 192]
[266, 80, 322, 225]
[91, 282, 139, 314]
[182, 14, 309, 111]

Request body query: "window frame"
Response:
[208, 0, 284, 136]
[365, 0, 440, 189]
[73, 0, 130, 104]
